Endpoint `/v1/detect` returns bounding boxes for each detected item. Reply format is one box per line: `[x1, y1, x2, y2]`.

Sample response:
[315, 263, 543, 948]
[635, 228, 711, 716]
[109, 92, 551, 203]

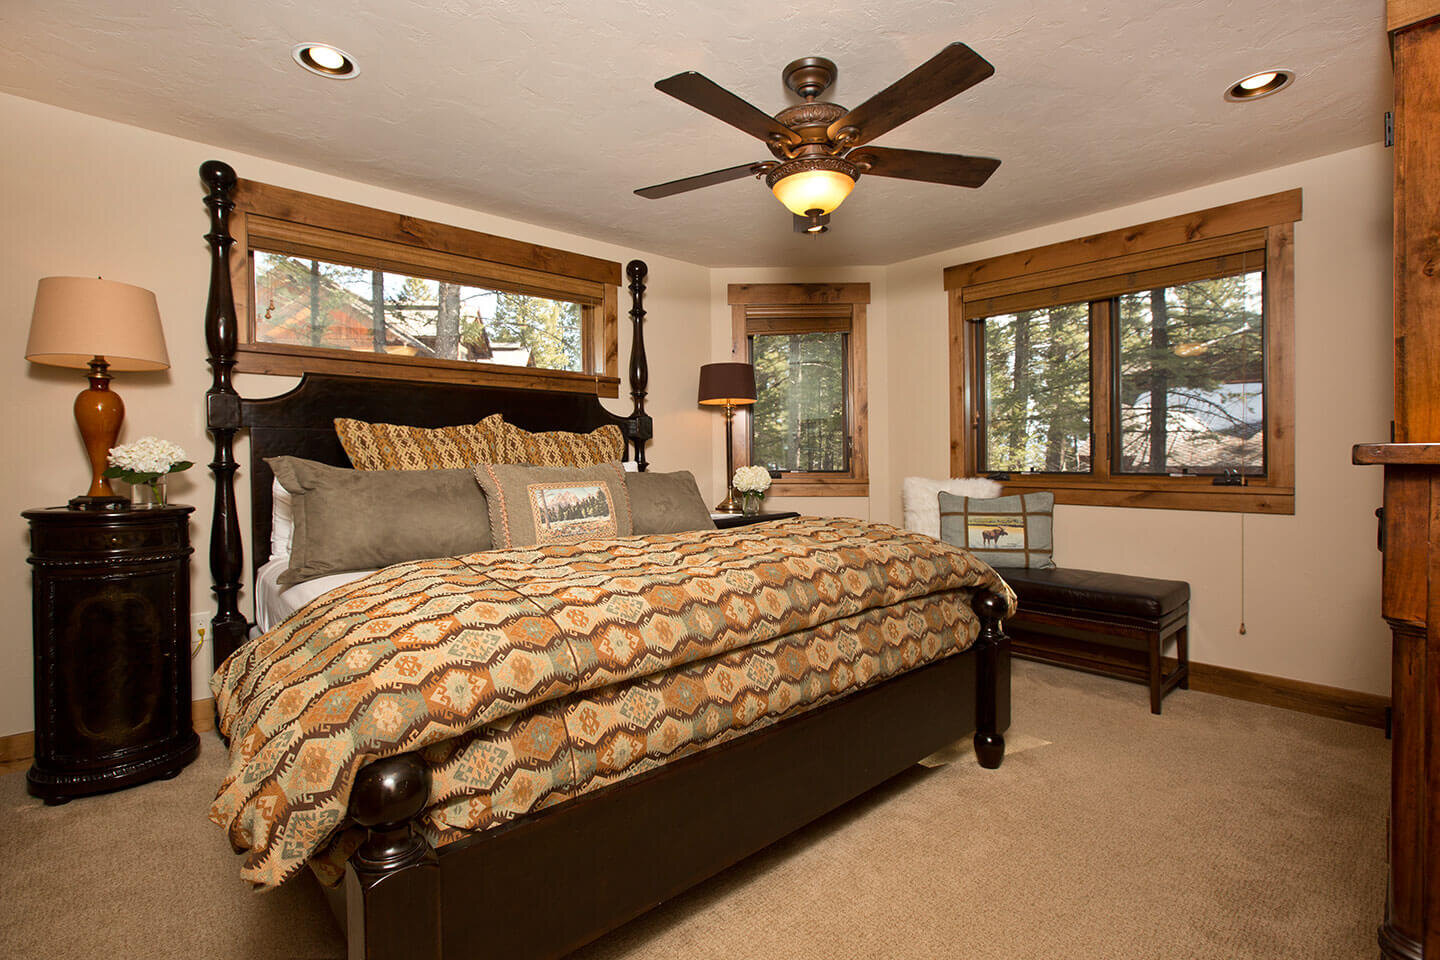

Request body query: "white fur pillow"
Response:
[902, 476, 1003, 539]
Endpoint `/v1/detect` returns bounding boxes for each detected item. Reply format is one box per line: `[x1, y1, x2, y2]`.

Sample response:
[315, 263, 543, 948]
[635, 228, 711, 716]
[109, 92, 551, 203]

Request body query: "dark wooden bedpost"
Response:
[972, 591, 1011, 769]
[201, 160, 248, 672]
[345, 753, 442, 960]
[625, 259, 653, 471]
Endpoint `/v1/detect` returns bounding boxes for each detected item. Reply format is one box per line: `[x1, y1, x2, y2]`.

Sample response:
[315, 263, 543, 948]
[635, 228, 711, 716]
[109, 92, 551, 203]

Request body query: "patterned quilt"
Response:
[210, 517, 1013, 888]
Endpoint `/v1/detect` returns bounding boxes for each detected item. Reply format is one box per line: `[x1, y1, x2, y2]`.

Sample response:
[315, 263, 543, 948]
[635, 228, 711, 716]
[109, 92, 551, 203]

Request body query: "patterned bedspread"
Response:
[210, 517, 1013, 888]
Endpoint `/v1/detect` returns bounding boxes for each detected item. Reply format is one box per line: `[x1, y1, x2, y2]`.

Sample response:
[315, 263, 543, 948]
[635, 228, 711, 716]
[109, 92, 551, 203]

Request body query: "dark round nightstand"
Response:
[23, 504, 199, 804]
[712, 511, 801, 529]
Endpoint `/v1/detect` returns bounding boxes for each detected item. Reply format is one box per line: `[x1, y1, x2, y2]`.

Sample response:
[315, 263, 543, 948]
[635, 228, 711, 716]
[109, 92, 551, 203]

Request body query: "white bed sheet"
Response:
[254, 556, 377, 634]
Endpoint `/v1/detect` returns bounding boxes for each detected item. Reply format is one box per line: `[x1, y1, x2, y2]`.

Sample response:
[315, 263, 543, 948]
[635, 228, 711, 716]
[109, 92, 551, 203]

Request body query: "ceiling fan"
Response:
[635, 43, 1001, 234]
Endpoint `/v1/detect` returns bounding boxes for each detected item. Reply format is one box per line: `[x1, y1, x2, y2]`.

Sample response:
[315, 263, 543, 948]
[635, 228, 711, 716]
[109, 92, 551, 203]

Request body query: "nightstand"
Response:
[23, 504, 199, 804]
[712, 511, 801, 529]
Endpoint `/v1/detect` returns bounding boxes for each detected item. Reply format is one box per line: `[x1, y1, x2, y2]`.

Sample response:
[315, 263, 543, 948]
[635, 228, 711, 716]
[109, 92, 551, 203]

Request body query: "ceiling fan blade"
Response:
[849, 147, 1000, 188]
[827, 43, 994, 149]
[634, 162, 770, 200]
[655, 72, 802, 146]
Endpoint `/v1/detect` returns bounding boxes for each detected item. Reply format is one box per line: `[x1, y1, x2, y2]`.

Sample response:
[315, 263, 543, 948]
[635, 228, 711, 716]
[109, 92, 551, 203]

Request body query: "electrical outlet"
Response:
[190, 613, 209, 657]
[190, 612, 214, 696]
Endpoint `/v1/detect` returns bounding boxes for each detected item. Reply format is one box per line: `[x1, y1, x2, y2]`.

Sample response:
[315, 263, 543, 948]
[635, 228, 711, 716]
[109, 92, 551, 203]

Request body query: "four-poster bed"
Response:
[198, 159, 1013, 960]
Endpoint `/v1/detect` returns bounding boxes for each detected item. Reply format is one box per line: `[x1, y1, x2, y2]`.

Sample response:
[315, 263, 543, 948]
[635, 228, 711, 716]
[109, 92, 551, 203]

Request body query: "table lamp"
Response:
[25, 277, 170, 509]
[698, 361, 756, 513]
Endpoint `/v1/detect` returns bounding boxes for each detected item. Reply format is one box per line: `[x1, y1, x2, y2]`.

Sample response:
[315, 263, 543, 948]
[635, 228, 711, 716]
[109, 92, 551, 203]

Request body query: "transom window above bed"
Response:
[947, 190, 1299, 514]
[229, 178, 623, 396]
[253, 252, 585, 372]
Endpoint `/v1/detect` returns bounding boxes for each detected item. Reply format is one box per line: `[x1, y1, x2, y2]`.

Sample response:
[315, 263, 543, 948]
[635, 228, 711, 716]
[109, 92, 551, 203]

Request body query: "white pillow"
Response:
[271, 477, 294, 560]
[902, 476, 1003, 539]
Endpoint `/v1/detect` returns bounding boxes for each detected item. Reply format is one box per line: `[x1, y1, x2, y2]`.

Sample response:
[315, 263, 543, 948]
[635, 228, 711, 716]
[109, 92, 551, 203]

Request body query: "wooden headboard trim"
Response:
[200, 160, 654, 668]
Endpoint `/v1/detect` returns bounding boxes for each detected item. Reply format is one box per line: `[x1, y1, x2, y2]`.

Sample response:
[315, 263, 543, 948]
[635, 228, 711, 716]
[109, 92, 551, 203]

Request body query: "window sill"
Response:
[993, 477, 1294, 515]
[235, 343, 620, 398]
[766, 478, 869, 498]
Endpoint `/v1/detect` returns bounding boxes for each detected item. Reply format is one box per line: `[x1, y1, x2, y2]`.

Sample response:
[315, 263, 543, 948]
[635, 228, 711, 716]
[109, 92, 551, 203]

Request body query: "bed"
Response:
[198, 160, 1014, 960]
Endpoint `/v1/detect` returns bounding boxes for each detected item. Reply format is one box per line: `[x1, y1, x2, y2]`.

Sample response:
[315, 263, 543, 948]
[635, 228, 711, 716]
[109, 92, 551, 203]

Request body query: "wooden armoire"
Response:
[1353, 4, 1440, 957]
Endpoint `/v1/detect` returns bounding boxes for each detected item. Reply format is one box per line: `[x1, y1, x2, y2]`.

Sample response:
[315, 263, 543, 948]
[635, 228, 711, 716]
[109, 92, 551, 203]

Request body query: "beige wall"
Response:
[0, 93, 713, 737]
[882, 143, 1394, 695]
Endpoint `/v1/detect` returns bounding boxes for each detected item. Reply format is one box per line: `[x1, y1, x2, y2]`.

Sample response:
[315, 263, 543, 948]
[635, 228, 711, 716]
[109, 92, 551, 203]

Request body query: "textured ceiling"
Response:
[1, 0, 1389, 267]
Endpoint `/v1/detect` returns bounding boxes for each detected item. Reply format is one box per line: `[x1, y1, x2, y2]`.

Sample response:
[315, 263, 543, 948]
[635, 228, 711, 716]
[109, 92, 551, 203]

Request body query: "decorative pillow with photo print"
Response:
[473, 461, 633, 548]
[937, 490, 1056, 569]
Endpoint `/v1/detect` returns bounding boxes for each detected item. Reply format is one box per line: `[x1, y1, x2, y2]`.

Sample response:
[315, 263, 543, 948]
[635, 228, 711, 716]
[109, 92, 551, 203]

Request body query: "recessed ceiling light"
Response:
[1224, 69, 1293, 102]
[291, 43, 359, 79]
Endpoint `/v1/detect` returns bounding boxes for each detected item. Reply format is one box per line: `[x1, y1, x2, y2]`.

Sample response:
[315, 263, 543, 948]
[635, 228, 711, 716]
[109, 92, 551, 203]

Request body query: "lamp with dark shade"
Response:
[26, 277, 170, 509]
[698, 361, 756, 514]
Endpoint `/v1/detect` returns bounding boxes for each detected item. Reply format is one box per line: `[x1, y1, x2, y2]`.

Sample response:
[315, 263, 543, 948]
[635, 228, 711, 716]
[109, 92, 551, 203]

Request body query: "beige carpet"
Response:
[0, 662, 1387, 960]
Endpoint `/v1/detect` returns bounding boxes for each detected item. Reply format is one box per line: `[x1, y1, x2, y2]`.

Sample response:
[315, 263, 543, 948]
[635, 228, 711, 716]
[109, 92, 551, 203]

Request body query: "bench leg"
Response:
[1148, 632, 1162, 715]
[1177, 625, 1190, 689]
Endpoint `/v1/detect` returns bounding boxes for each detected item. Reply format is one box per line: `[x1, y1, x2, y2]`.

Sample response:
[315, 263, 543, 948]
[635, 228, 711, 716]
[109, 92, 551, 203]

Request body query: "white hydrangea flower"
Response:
[732, 465, 772, 494]
[107, 436, 188, 477]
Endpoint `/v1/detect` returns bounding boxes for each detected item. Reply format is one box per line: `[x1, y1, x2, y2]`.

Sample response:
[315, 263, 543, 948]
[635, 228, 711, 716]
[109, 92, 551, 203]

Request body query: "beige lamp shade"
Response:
[26, 277, 169, 371]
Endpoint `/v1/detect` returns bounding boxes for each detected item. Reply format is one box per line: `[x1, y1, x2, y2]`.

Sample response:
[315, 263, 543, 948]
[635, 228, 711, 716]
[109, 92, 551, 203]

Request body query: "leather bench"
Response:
[999, 567, 1190, 714]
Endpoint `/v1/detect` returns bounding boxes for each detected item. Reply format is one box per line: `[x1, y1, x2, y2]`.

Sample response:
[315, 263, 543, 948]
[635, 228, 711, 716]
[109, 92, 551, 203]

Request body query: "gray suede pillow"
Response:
[625, 470, 716, 535]
[269, 456, 492, 586]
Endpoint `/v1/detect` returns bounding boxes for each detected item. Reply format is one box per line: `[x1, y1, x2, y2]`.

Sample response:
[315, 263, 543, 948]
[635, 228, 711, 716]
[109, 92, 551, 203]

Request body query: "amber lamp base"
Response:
[74, 357, 124, 501]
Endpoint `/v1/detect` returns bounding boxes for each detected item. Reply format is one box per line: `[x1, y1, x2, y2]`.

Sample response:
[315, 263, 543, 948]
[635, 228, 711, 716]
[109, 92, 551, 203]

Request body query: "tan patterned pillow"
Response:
[498, 420, 625, 467]
[335, 414, 506, 470]
[473, 462, 633, 548]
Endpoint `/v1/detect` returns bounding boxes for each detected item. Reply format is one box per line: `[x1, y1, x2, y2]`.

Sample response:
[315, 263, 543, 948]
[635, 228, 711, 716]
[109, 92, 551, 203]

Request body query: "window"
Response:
[228, 179, 622, 396]
[729, 284, 869, 496]
[980, 302, 1092, 474]
[1113, 273, 1265, 476]
[253, 253, 584, 371]
[947, 190, 1299, 514]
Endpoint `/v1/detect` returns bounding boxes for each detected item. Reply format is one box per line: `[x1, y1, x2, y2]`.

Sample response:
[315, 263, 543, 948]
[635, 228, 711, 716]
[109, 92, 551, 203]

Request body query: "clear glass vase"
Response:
[131, 476, 167, 509]
[742, 493, 762, 516]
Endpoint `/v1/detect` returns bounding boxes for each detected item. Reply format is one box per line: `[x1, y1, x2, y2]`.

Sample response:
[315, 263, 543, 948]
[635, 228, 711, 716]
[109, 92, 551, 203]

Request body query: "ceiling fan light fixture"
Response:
[292, 43, 360, 79]
[794, 211, 830, 235]
[1224, 69, 1292, 102]
[767, 158, 857, 216]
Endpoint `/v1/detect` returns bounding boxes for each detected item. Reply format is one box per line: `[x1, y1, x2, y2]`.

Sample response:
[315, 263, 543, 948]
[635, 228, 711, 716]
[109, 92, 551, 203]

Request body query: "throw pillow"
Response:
[498, 421, 625, 467]
[625, 470, 716, 534]
[473, 461, 633, 548]
[901, 476, 1002, 539]
[269, 457, 493, 586]
[334, 414, 506, 470]
[937, 490, 1056, 569]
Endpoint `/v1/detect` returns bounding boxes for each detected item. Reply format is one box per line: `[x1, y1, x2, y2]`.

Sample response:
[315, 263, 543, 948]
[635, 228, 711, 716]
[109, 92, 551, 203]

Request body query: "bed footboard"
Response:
[344, 753, 442, 960]
[336, 593, 1012, 960]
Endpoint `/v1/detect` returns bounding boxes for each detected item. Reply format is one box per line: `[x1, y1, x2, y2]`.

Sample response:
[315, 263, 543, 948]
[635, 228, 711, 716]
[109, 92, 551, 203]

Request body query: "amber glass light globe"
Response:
[771, 169, 856, 216]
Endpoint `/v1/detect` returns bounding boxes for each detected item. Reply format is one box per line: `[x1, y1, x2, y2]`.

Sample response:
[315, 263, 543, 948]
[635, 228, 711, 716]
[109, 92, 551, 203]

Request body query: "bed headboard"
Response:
[199, 160, 654, 669]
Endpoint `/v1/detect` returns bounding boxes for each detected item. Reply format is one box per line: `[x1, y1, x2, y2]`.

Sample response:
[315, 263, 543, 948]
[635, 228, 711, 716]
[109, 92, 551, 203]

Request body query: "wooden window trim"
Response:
[229, 178, 622, 397]
[946, 191, 1300, 515]
[728, 283, 870, 497]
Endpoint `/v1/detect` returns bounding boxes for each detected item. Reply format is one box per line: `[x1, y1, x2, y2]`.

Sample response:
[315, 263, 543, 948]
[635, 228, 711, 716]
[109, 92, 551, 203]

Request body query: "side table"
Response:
[23, 504, 199, 804]
[712, 511, 801, 529]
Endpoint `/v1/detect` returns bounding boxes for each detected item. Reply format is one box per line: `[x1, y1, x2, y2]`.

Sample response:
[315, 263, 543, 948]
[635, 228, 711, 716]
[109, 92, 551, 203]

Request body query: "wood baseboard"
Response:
[0, 699, 217, 775]
[0, 730, 35, 775]
[1168, 659, 1389, 729]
